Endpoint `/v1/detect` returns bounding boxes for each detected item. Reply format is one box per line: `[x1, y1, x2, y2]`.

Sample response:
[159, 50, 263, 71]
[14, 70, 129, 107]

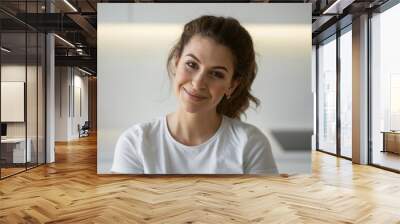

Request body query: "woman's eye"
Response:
[211, 71, 224, 79]
[185, 62, 197, 70]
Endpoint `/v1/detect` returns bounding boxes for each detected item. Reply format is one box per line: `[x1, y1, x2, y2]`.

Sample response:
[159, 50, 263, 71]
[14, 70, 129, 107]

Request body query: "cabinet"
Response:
[382, 131, 400, 154]
[0, 138, 32, 165]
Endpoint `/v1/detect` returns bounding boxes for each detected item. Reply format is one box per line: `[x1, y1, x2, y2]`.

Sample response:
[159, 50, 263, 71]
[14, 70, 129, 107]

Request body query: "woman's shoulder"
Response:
[120, 116, 164, 140]
[224, 116, 266, 138]
[223, 116, 270, 148]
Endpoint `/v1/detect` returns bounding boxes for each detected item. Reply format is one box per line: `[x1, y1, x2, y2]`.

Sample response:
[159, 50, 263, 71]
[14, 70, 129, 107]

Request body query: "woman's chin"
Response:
[179, 102, 208, 114]
[182, 105, 203, 114]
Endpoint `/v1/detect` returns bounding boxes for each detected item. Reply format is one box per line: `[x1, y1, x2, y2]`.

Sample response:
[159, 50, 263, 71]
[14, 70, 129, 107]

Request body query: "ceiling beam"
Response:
[322, 0, 356, 14]
[55, 55, 96, 71]
[312, 15, 335, 33]
[67, 13, 97, 46]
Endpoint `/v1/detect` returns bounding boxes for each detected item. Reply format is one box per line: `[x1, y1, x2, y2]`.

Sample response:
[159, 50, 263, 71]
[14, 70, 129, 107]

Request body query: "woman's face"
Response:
[173, 35, 239, 115]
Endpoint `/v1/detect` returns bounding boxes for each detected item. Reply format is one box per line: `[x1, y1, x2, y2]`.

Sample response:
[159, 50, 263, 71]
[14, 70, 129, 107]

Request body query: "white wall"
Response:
[73, 72, 89, 137]
[55, 67, 89, 141]
[55, 67, 69, 141]
[98, 3, 313, 174]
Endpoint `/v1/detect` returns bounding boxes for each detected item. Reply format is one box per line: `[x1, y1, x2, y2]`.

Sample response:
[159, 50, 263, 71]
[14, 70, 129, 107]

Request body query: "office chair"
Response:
[79, 121, 90, 138]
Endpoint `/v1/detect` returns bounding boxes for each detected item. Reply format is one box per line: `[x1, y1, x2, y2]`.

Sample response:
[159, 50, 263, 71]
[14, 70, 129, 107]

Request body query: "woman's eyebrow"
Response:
[186, 53, 201, 62]
[212, 66, 229, 73]
[186, 54, 229, 72]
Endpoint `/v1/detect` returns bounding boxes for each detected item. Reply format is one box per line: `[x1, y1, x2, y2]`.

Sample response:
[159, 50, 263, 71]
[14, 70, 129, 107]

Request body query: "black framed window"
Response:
[316, 24, 353, 160]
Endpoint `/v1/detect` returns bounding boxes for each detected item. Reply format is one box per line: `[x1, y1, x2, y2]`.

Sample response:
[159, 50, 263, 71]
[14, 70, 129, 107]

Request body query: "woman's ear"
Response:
[228, 80, 240, 96]
[175, 54, 180, 65]
[171, 56, 179, 75]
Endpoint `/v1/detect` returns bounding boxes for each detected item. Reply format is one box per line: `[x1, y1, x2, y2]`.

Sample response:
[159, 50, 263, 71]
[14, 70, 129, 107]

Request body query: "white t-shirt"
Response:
[111, 115, 278, 174]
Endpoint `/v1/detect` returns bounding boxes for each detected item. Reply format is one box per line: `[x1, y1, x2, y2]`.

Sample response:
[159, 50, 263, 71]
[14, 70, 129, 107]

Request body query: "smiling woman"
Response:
[111, 15, 278, 174]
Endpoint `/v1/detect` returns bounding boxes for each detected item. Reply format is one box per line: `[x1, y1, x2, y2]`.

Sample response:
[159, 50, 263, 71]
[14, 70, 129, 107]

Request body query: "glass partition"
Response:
[1, 31, 28, 177]
[0, 1, 46, 179]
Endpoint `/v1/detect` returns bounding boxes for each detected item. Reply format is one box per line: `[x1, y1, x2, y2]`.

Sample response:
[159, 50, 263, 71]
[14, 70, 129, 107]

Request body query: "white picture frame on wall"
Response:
[1, 81, 25, 122]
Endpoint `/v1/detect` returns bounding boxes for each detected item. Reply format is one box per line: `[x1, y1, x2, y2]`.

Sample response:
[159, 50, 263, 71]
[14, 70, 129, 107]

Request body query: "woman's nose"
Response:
[191, 71, 207, 90]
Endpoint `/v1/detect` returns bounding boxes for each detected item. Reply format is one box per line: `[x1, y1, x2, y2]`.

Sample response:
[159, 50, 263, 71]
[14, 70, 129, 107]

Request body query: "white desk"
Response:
[1, 138, 32, 163]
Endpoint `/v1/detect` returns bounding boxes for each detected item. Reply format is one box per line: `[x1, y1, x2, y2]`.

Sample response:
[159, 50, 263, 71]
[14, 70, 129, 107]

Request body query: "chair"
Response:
[79, 121, 90, 138]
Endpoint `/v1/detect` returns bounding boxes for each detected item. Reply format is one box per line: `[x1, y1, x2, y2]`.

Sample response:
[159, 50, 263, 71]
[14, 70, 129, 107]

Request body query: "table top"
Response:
[381, 131, 400, 134]
[1, 138, 28, 143]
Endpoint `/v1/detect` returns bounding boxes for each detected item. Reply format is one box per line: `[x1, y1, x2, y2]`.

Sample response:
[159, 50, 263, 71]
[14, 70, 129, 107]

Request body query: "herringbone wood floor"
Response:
[1, 134, 400, 223]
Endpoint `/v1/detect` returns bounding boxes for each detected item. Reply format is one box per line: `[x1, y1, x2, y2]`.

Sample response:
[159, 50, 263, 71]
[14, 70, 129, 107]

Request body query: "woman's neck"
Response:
[167, 109, 222, 146]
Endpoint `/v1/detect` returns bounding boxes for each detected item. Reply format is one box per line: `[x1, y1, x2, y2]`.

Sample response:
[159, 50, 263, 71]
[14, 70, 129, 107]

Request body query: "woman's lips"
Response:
[183, 87, 207, 101]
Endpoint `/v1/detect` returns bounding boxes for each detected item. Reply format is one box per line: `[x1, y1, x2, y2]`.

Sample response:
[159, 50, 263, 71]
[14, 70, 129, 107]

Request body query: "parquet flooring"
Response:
[373, 151, 400, 171]
[1, 134, 400, 223]
[1, 167, 26, 178]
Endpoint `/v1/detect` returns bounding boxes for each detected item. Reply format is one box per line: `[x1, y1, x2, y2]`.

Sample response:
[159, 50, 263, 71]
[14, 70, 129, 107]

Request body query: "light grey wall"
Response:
[98, 3, 312, 174]
[55, 67, 89, 141]
[55, 67, 70, 141]
[72, 72, 89, 138]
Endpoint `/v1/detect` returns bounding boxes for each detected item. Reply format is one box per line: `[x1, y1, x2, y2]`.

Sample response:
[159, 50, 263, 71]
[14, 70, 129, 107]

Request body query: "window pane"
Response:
[1, 31, 27, 177]
[340, 28, 352, 158]
[318, 36, 337, 154]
